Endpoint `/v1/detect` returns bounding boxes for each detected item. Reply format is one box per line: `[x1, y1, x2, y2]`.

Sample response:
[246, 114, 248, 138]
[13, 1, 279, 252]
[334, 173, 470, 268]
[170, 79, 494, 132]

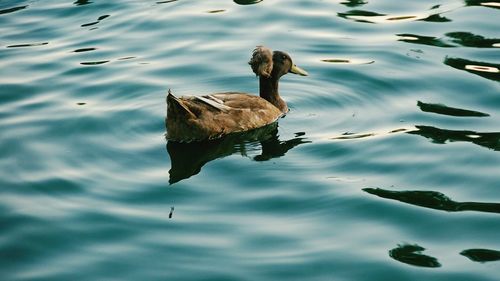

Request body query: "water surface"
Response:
[1, 0, 499, 280]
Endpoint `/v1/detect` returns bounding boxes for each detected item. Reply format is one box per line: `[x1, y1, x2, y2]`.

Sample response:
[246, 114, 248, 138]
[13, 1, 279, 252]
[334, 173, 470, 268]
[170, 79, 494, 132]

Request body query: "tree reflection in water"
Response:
[460, 249, 500, 263]
[389, 244, 441, 268]
[363, 187, 500, 214]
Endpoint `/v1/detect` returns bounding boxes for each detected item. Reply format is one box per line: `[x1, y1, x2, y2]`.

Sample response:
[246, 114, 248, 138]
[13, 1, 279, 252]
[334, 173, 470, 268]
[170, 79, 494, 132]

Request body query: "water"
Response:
[1, 0, 499, 280]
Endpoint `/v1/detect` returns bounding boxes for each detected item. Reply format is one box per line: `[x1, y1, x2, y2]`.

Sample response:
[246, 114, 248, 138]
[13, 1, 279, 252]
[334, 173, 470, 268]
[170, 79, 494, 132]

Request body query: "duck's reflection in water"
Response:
[166, 123, 310, 184]
[363, 188, 500, 214]
[389, 244, 441, 268]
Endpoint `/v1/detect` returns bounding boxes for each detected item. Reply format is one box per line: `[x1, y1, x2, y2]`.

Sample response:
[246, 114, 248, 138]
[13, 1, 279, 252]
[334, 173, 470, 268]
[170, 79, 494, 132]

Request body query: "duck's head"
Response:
[249, 46, 308, 79]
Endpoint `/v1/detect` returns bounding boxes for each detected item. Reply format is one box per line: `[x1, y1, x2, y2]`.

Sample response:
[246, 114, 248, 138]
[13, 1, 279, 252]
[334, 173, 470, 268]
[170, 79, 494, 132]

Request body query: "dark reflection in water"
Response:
[157, 0, 178, 4]
[74, 0, 92, 6]
[397, 34, 455, 48]
[166, 123, 309, 184]
[81, 15, 110, 27]
[389, 244, 441, 268]
[363, 188, 500, 214]
[321, 58, 374, 65]
[446, 32, 500, 48]
[233, 0, 263, 5]
[334, 132, 376, 140]
[398, 32, 499, 48]
[80, 60, 109, 65]
[421, 14, 451, 23]
[331, 127, 411, 141]
[409, 125, 500, 151]
[338, 6, 450, 24]
[444, 57, 500, 82]
[0, 5, 28, 15]
[7, 42, 48, 48]
[465, 0, 500, 9]
[340, 0, 368, 7]
[207, 10, 226, 14]
[337, 10, 385, 23]
[117, 56, 136, 61]
[417, 101, 490, 117]
[460, 249, 500, 263]
[73, 47, 97, 53]
[168, 206, 174, 219]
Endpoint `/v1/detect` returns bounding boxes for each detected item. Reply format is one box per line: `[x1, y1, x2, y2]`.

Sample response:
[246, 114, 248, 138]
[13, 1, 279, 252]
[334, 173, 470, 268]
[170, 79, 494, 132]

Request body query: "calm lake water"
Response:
[1, 0, 499, 280]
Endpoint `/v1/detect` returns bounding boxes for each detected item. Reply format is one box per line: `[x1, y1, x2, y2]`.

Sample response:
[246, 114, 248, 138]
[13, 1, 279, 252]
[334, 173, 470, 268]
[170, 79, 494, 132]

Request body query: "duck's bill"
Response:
[289, 64, 308, 76]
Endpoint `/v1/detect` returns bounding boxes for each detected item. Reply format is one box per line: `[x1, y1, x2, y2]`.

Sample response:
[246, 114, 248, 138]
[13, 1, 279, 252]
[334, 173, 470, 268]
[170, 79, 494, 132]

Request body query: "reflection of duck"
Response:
[166, 124, 309, 184]
[165, 46, 308, 142]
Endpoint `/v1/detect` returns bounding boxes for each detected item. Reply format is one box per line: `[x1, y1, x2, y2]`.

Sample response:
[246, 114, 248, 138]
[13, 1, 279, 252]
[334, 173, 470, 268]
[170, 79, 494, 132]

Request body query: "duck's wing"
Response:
[193, 95, 231, 112]
[177, 92, 281, 114]
[210, 92, 282, 113]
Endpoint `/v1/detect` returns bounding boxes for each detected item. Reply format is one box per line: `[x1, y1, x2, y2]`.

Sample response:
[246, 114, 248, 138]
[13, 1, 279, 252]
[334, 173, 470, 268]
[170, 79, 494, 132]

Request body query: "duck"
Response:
[165, 46, 308, 142]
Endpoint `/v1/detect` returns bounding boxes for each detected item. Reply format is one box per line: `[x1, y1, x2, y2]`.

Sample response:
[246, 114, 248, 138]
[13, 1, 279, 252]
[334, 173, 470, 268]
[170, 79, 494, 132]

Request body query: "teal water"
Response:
[1, 0, 499, 280]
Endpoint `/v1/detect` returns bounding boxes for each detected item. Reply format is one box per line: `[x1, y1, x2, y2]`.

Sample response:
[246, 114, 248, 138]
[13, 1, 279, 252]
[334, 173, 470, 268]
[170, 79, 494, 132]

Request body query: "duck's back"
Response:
[166, 92, 283, 142]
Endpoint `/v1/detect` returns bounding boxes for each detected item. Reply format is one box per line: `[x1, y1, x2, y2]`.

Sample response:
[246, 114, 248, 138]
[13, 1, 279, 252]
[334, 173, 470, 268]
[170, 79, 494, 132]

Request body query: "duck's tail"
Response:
[166, 89, 196, 119]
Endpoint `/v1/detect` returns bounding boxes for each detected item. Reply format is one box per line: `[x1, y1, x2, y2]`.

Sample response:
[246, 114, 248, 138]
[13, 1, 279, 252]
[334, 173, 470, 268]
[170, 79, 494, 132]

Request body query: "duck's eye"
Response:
[282, 55, 287, 60]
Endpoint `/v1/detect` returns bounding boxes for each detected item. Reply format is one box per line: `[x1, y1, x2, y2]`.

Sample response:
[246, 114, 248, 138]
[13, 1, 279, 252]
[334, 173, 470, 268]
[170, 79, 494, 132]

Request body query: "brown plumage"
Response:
[166, 46, 308, 142]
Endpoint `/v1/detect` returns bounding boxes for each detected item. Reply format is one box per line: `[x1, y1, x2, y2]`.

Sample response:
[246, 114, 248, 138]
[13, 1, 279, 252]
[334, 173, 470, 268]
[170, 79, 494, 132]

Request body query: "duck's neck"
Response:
[259, 75, 288, 113]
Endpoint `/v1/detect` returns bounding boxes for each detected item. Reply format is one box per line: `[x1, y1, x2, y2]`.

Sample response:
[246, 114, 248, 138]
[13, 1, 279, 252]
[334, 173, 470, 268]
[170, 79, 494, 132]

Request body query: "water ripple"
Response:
[1, 0, 500, 280]
[81, 14, 110, 27]
[397, 32, 500, 48]
[156, 0, 178, 4]
[389, 244, 441, 268]
[409, 125, 500, 151]
[6, 42, 49, 48]
[337, 3, 460, 24]
[233, 0, 263, 5]
[0, 5, 28, 15]
[73, 47, 97, 52]
[364, 188, 500, 214]
[444, 57, 500, 82]
[465, 0, 500, 9]
[73, 0, 92, 6]
[417, 101, 490, 117]
[460, 249, 500, 263]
